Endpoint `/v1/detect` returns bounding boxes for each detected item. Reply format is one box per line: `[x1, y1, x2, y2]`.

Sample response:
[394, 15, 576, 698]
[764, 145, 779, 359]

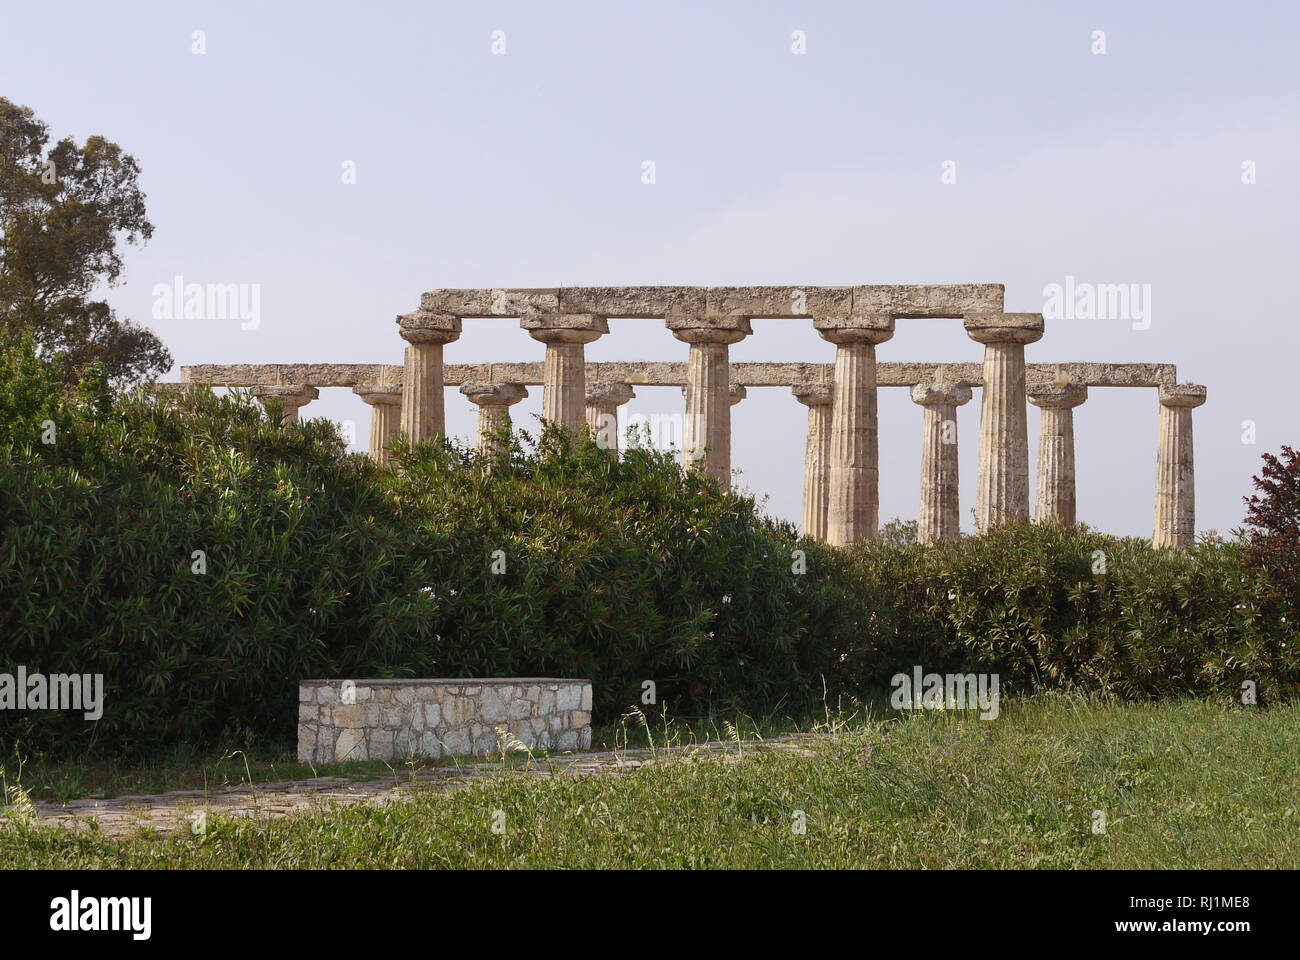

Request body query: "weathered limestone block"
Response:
[910, 381, 973, 543]
[298, 679, 593, 763]
[1153, 383, 1207, 549]
[1027, 382, 1088, 525]
[420, 287, 559, 318]
[851, 283, 1004, 319]
[417, 284, 1004, 321]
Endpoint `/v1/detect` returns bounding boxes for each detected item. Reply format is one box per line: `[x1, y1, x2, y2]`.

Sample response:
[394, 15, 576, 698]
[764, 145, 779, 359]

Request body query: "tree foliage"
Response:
[0, 96, 169, 385]
[1244, 445, 1300, 615]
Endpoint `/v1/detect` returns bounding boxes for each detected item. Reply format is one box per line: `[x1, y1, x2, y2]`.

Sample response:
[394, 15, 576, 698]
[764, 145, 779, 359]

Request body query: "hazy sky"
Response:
[4, 1, 1297, 537]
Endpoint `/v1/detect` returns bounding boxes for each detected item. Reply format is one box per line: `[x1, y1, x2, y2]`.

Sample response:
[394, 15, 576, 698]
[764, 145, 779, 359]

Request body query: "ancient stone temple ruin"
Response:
[181, 283, 1207, 548]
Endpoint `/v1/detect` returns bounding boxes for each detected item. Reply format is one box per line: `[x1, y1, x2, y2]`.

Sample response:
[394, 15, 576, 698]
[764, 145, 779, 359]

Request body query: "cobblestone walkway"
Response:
[18, 734, 821, 839]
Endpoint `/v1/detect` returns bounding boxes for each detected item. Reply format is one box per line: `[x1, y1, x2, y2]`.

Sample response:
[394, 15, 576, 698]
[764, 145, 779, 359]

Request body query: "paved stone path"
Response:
[15, 734, 821, 839]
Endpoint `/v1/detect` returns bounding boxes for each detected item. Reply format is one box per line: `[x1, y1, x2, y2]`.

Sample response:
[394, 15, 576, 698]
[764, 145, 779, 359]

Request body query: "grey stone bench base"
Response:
[298, 678, 592, 764]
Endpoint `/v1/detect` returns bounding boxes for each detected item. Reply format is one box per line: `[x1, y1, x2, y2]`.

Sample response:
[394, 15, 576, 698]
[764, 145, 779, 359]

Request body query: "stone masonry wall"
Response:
[298, 678, 592, 764]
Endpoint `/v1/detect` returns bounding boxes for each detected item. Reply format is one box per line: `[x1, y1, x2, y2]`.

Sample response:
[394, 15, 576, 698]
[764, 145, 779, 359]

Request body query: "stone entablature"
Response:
[181, 360, 1178, 390]
[298, 678, 592, 764]
[418, 283, 1006, 320]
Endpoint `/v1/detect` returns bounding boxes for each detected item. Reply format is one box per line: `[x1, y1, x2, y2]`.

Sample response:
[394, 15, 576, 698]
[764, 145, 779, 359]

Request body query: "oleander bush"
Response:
[1, 336, 1297, 759]
[381, 426, 850, 720]
[0, 339, 439, 755]
[844, 522, 1298, 704]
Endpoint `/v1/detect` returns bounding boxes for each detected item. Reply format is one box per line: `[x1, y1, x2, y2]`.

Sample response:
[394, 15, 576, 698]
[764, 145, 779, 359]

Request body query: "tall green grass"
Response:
[4, 696, 1295, 869]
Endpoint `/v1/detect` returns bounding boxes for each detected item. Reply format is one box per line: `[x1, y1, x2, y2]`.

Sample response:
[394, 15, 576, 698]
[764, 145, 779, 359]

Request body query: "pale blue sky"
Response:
[3, 1, 1297, 536]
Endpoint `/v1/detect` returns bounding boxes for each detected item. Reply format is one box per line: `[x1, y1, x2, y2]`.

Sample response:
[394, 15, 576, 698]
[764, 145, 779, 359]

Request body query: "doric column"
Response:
[397, 311, 462, 443]
[964, 313, 1044, 534]
[666, 316, 752, 489]
[813, 315, 895, 546]
[792, 383, 833, 541]
[460, 381, 528, 457]
[585, 381, 635, 454]
[728, 384, 747, 406]
[910, 381, 973, 544]
[1153, 383, 1207, 549]
[353, 383, 403, 465]
[521, 312, 609, 433]
[251, 384, 318, 425]
[1027, 382, 1088, 526]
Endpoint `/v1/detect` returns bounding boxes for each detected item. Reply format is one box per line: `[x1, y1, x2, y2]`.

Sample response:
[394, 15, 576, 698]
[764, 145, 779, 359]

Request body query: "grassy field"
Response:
[2, 712, 793, 803]
[3, 694, 1296, 868]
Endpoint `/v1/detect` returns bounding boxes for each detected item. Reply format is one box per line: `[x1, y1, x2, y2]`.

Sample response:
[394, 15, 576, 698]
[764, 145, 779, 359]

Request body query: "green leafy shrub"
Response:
[0, 341, 437, 756]
[381, 426, 849, 718]
[2, 335, 1296, 760]
[911, 522, 1297, 703]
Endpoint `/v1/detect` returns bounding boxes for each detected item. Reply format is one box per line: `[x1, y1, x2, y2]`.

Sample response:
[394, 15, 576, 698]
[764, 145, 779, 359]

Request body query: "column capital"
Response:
[813, 314, 895, 346]
[353, 383, 403, 406]
[251, 384, 318, 407]
[911, 382, 973, 407]
[964, 312, 1044, 345]
[791, 383, 833, 407]
[397, 311, 462, 344]
[521, 311, 608, 344]
[666, 315, 752, 345]
[460, 381, 528, 407]
[1158, 383, 1207, 408]
[1027, 383, 1087, 409]
[586, 381, 635, 406]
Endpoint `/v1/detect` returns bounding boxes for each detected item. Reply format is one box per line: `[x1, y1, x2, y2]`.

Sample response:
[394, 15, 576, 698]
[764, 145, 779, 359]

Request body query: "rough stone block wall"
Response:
[298, 678, 593, 764]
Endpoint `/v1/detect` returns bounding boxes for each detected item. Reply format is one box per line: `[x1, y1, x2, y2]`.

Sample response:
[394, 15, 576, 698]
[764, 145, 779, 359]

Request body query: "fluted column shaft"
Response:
[354, 383, 403, 465]
[585, 402, 615, 439]
[460, 382, 529, 458]
[477, 405, 511, 453]
[585, 381, 635, 454]
[792, 384, 833, 541]
[396, 312, 461, 444]
[684, 342, 731, 483]
[1028, 383, 1088, 526]
[400, 342, 444, 441]
[522, 313, 608, 437]
[1153, 384, 1207, 549]
[965, 313, 1044, 534]
[812, 314, 894, 547]
[911, 382, 973, 543]
[372, 404, 399, 460]
[667, 318, 751, 491]
[542, 342, 587, 430]
[824, 335, 891, 545]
